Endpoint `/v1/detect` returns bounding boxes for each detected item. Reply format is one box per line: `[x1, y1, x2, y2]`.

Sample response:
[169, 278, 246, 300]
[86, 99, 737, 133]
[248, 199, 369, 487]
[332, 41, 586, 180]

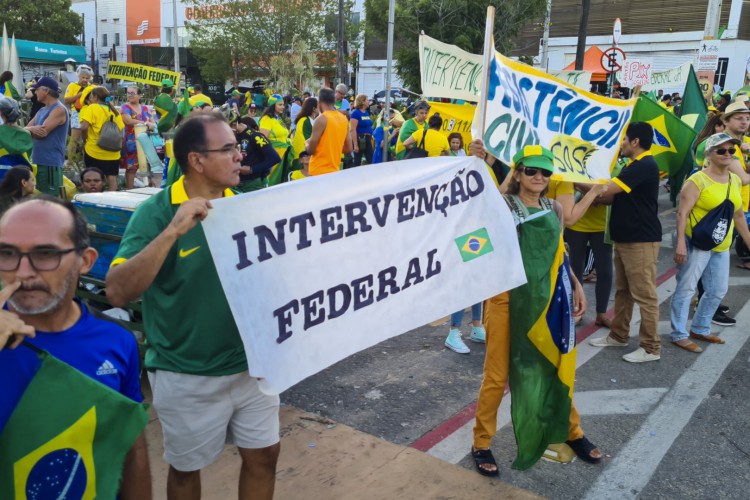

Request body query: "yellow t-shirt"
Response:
[64, 82, 89, 110]
[79, 104, 125, 161]
[409, 129, 449, 157]
[292, 116, 313, 160]
[259, 115, 290, 145]
[546, 180, 574, 200]
[686, 171, 742, 253]
[734, 135, 750, 211]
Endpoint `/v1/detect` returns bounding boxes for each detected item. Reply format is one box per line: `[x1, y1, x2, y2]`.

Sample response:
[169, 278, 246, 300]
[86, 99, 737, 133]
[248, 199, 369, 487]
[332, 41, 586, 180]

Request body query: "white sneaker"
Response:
[445, 328, 470, 354]
[589, 335, 628, 347]
[623, 347, 661, 363]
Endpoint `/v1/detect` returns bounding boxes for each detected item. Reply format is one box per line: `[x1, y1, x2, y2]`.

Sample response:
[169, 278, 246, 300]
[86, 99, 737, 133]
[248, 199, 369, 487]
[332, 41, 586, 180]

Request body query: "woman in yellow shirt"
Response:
[79, 86, 125, 192]
[291, 97, 318, 168]
[63, 65, 93, 161]
[402, 114, 449, 157]
[259, 94, 291, 181]
[671, 132, 750, 351]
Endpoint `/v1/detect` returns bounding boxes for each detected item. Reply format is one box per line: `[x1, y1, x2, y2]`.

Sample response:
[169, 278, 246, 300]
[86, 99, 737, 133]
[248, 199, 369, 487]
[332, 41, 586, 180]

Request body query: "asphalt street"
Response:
[282, 184, 750, 499]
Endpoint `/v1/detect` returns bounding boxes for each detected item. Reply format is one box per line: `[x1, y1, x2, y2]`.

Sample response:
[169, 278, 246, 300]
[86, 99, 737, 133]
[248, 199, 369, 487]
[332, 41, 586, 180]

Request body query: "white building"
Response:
[354, 0, 404, 98]
[516, 0, 750, 93]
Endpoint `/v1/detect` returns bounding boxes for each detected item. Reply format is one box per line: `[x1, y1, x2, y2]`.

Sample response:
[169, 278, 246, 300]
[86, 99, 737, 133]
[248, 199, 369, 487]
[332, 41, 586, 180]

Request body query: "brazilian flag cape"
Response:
[1, 82, 20, 100]
[0, 125, 33, 174]
[266, 118, 294, 186]
[507, 197, 576, 470]
[0, 348, 148, 498]
[154, 93, 178, 134]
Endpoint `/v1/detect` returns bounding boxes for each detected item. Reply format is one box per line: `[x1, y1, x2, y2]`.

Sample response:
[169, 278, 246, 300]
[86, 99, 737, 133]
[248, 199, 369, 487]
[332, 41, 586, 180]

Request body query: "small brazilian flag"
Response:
[454, 228, 494, 262]
[0, 351, 148, 499]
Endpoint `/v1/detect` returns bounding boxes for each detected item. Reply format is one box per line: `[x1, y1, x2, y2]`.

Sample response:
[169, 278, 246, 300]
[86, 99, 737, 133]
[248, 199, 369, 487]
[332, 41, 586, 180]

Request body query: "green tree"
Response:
[186, 0, 343, 85]
[1, 0, 83, 45]
[268, 39, 318, 93]
[364, 0, 547, 93]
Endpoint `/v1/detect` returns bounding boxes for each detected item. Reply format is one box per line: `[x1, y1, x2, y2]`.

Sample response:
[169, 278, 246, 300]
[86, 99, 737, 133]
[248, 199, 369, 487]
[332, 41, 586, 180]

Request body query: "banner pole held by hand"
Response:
[472, 6, 496, 142]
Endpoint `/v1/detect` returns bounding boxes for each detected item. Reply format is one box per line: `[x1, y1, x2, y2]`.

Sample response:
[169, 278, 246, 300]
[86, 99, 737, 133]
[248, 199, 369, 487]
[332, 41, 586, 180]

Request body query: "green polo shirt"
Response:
[112, 176, 248, 376]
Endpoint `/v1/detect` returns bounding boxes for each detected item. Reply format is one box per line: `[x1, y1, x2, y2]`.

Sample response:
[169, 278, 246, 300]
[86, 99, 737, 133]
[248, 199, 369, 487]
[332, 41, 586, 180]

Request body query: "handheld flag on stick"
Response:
[0, 348, 149, 499]
[670, 65, 709, 203]
[631, 96, 697, 177]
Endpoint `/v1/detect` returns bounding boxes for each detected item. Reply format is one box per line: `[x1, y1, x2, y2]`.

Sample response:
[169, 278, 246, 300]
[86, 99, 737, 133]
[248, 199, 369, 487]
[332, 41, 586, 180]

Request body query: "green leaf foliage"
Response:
[0, 0, 83, 45]
[364, 0, 547, 93]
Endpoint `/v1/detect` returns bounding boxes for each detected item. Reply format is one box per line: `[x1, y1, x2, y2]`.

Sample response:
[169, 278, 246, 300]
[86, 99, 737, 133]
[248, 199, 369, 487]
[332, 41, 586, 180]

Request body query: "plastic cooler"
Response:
[73, 188, 161, 279]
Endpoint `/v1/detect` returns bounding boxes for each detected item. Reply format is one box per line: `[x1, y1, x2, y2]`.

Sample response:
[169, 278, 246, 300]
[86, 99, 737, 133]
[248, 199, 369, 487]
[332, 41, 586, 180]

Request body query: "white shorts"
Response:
[70, 109, 81, 129]
[149, 370, 280, 472]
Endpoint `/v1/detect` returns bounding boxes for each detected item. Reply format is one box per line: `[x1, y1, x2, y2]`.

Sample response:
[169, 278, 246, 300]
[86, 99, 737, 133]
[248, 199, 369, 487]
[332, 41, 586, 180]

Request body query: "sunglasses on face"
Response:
[714, 147, 736, 155]
[521, 167, 553, 178]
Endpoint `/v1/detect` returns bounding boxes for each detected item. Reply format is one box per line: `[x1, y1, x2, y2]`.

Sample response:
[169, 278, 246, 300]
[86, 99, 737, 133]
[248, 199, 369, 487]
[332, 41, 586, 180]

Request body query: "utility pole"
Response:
[382, 0, 395, 162]
[338, 0, 345, 84]
[172, 0, 180, 76]
[703, 0, 722, 39]
[574, 0, 590, 70]
[540, 0, 552, 71]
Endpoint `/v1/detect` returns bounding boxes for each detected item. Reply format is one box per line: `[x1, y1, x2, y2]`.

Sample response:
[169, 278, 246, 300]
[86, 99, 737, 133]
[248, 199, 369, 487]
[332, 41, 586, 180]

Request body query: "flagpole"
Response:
[473, 6, 495, 142]
[382, 0, 395, 161]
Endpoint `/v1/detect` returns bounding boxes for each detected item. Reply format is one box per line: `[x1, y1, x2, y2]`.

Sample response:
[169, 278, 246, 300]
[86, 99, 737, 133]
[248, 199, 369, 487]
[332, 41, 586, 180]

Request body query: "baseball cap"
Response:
[722, 100, 750, 119]
[161, 78, 174, 88]
[249, 103, 257, 109]
[512, 145, 555, 172]
[705, 132, 741, 152]
[267, 94, 283, 106]
[231, 89, 240, 96]
[31, 76, 60, 93]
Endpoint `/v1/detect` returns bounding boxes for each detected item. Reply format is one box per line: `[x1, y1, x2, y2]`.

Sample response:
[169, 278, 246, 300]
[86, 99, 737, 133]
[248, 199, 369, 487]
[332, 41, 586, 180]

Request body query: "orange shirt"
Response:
[309, 110, 349, 176]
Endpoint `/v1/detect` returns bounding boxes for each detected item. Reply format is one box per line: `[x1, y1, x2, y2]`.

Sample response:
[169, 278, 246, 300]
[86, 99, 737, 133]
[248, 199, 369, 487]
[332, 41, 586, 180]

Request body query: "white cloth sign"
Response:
[202, 157, 526, 395]
[419, 34, 591, 101]
[642, 62, 692, 91]
[478, 52, 635, 183]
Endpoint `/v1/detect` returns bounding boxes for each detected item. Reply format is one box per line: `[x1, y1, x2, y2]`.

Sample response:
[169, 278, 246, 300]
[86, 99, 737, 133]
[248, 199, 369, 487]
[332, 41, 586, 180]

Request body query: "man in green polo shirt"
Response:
[106, 113, 280, 500]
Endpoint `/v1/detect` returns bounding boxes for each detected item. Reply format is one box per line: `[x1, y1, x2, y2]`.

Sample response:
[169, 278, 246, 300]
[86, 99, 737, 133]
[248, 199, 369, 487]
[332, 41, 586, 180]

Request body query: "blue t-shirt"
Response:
[0, 300, 143, 431]
[351, 108, 373, 135]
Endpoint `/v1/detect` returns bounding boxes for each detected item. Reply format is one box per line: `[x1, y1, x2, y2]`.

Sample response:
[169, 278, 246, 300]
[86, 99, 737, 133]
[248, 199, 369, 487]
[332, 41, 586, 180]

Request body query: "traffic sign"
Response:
[601, 47, 626, 73]
[613, 18, 622, 45]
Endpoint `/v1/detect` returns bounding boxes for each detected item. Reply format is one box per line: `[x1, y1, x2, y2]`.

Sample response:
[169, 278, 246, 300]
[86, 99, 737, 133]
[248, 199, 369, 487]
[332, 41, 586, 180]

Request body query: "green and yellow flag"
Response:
[509, 209, 576, 470]
[671, 65, 710, 203]
[632, 96, 697, 177]
[0, 351, 148, 499]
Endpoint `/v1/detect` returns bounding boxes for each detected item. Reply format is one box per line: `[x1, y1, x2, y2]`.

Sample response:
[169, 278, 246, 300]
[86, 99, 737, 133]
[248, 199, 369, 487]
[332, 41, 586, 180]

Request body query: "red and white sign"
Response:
[620, 59, 652, 87]
[696, 40, 720, 72]
[601, 47, 626, 73]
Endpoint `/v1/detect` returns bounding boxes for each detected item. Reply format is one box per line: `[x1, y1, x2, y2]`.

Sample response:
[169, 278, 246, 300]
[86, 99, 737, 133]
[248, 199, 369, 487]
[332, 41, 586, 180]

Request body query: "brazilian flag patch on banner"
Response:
[0, 351, 149, 499]
[455, 228, 494, 262]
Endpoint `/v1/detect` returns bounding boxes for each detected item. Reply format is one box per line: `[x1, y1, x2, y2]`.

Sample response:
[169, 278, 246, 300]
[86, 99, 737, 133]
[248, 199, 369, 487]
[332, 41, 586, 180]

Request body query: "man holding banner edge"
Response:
[106, 114, 280, 500]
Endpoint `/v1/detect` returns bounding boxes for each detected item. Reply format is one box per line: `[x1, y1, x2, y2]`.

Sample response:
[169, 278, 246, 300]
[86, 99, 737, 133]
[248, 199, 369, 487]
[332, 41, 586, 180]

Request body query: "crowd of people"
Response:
[2, 60, 750, 498]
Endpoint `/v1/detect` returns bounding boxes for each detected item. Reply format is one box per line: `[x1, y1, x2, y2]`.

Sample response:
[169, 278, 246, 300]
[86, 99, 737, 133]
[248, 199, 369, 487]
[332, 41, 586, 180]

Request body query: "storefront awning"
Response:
[15, 39, 87, 64]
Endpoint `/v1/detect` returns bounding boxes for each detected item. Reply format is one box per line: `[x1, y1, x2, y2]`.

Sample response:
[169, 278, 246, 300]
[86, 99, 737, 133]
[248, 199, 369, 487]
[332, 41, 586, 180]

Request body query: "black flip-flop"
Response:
[471, 447, 499, 477]
[736, 264, 750, 271]
[565, 436, 602, 464]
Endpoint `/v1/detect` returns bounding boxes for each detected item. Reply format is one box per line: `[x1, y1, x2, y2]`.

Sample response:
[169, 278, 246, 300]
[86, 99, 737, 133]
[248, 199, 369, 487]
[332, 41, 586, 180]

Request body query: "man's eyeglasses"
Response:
[714, 147, 737, 156]
[521, 167, 553, 178]
[198, 144, 242, 155]
[0, 247, 82, 272]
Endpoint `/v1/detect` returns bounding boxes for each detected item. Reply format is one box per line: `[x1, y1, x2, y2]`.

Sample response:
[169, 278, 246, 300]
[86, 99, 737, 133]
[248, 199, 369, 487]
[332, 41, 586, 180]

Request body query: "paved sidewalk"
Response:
[145, 406, 538, 500]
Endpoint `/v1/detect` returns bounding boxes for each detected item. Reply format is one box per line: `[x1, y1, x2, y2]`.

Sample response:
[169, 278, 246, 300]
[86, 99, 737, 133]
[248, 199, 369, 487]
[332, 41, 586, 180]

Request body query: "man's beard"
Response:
[9, 268, 77, 315]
